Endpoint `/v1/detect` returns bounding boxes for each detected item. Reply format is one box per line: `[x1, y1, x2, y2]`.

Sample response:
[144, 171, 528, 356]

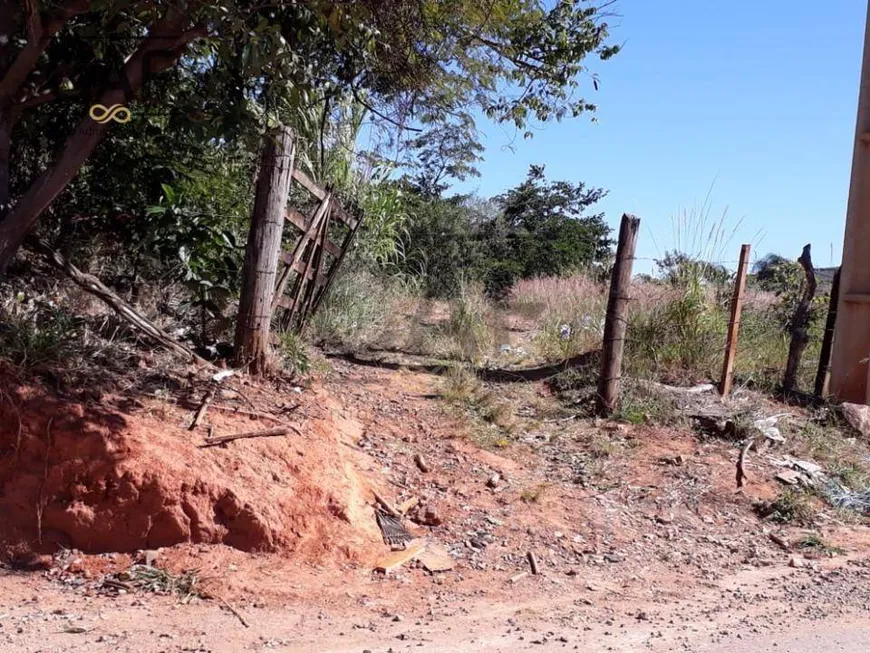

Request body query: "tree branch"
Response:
[0, 5, 205, 271]
[0, 0, 89, 105]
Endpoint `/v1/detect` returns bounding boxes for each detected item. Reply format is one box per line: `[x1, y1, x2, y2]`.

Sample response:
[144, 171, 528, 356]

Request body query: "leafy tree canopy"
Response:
[0, 0, 619, 269]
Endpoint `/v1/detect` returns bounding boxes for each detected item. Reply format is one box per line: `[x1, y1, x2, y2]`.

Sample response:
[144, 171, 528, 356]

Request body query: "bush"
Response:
[0, 291, 82, 371]
[309, 267, 418, 351]
[443, 281, 494, 363]
[627, 277, 726, 384]
[276, 330, 310, 377]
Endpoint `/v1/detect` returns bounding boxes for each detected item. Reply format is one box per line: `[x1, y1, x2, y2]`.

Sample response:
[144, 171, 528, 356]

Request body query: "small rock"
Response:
[776, 470, 802, 486]
[840, 403, 870, 438]
[486, 474, 501, 489]
[604, 554, 623, 563]
[789, 555, 806, 568]
[413, 454, 430, 473]
[655, 513, 673, 525]
[143, 550, 159, 567]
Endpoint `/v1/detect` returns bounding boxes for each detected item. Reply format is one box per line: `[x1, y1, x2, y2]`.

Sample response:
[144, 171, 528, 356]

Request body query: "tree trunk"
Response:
[0, 112, 11, 215]
[234, 126, 296, 375]
[0, 6, 203, 272]
[783, 244, 817, 395]
[597, 214, 640, 415]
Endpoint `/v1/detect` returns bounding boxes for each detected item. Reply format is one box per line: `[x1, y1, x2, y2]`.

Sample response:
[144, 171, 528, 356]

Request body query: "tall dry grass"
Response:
[509, 274, 607, 361]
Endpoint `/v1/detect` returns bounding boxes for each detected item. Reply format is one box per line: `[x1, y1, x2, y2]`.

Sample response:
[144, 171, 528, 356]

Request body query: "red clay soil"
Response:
[0, 372, 383, 561]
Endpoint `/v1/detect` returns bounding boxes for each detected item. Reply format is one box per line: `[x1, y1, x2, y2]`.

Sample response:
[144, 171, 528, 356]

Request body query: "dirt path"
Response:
[3, 352, 870, 652]
[2, 555, 869, 652]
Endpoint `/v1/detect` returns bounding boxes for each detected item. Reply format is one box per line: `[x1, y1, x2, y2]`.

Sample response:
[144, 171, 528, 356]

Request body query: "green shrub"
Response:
[444, 280, 494, 363]
[309, 267, 417, 351]
[276, 330, 310, 377]
[754, 489, 817, 526]
[0, 293, 83, 370]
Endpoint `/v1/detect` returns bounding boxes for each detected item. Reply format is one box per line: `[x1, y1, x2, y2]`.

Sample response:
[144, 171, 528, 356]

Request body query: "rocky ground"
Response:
[2, 354, 870, 652]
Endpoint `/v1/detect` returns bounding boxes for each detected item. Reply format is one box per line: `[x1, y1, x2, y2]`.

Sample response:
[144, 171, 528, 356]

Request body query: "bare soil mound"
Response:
[0, 375, 381, 559]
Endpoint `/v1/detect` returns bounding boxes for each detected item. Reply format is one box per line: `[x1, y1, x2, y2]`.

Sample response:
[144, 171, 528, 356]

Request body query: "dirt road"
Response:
[3, 555, 869, 653]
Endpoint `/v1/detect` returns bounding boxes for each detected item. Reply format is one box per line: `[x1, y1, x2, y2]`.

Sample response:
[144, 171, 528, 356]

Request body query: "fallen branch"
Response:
[29, 239, 209, 367]
[200, 427, 292, 448]
[217, 596, 249, 628]
[527, 551, 540, 575]
[736, 438, 754, 489]
[189, 386, 216, 431]
[208, 404, 301, 424]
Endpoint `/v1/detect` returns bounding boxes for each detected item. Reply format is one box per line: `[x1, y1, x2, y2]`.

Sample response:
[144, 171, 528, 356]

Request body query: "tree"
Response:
[0, 0, 618, 272]
[656, 251, 730, 288]
[481, 165, 611, 296]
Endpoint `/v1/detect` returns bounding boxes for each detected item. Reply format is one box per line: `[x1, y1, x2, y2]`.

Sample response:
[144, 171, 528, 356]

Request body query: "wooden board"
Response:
[416, 543, 454, 572]
[291, 169, 359, 229]
[374, 540, 426, 574]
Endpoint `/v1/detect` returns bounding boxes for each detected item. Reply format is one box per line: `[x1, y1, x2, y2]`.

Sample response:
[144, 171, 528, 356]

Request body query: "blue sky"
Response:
[451, 0, 866, 274]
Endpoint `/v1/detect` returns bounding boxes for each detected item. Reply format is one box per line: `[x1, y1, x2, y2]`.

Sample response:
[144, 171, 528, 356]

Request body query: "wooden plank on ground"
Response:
[374, 540, 426, 574]
[417, 543, 454, 572]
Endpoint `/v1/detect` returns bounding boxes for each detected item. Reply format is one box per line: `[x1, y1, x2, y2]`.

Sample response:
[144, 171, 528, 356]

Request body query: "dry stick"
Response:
[814, 267, 841, 398]
[783, 245, 817, 395]
[208, 403, 301, 424]
[597, 214, 641, 415]
[217, 596, 249, 628]
[199, 427, 292, 448]
[526, 551, 540, 575]
[736, 438, 754, 489]
[719, 244, 751, 396]
[29, 240, 210, 367]
[189, 385, 216, 431]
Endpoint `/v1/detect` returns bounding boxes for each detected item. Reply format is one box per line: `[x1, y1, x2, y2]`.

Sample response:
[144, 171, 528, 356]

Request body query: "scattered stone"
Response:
[769, 533, 791, 551]
[410, 504, 442, 527]
[655, 513, 673, 525]
[775, 470, 802, 486]
[510, 571, 528, 584]
[143, 550, 159, 567]
[413, 454, 430, 473]
[789, 555, 807, 568]
[793, 460, 822, 476]
[604, 554, 623, 564]
[486, 474, 501, 489]
[840, 403, 870, 438]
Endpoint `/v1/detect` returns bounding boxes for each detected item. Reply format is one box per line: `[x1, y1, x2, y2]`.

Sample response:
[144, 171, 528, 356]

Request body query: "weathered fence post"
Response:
[783, 244, 817, 395]
[597, 214, 640, 415]
[234, 126, 296, 374]
[719, 244, 751, 396]
[814, 267, 841, 398]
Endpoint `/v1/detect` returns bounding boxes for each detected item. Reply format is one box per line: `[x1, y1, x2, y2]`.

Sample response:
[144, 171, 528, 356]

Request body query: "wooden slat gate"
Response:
[272, 168, 363, 332]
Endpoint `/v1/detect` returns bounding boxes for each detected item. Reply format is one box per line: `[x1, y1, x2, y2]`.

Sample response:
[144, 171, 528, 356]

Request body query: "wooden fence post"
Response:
[719, 244, 751, 396]
[814, 268, 841, 398]
[783, 244, 817, 395]
[234, 126, 296, 375]
[597, 214, 640, 415]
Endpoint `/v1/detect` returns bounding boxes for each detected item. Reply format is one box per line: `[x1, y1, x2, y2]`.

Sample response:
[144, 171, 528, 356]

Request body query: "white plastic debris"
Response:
[211, 369, 235, 383]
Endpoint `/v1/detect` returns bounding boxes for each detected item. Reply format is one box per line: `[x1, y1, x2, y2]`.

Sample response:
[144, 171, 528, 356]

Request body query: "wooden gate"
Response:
[271, 168, 362, 332]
